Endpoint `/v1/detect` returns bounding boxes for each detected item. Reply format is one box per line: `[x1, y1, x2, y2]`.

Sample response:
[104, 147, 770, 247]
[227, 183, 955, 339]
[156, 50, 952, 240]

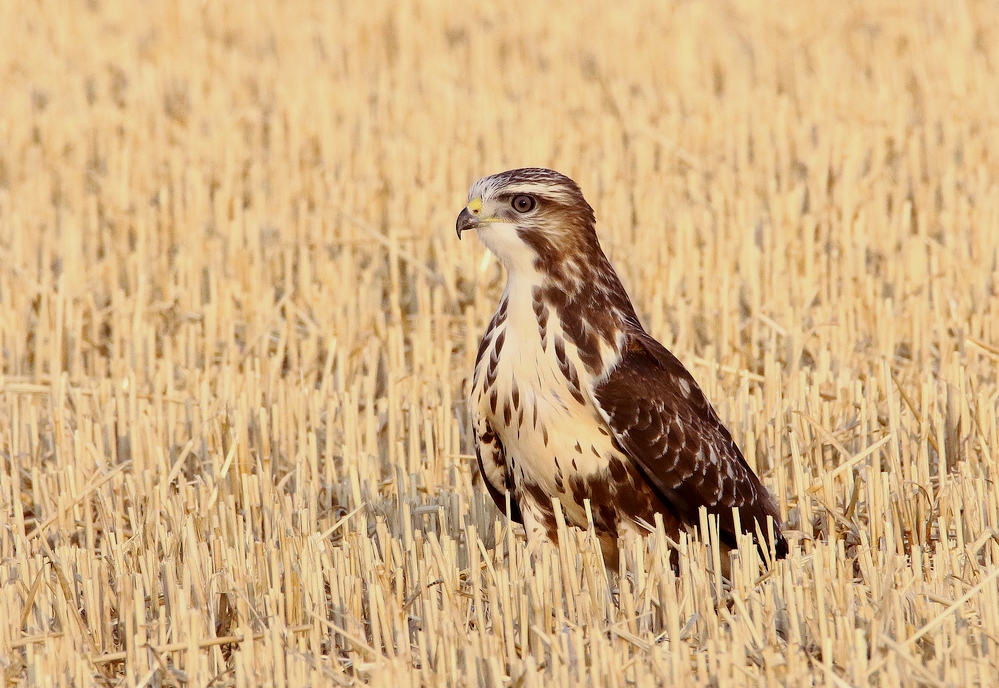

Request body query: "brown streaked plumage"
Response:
[457, 168, 788, 568]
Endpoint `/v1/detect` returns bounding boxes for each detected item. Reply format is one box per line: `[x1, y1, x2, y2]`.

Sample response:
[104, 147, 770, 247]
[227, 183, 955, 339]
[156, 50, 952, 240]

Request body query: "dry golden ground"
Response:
[1, 0, 998, 685]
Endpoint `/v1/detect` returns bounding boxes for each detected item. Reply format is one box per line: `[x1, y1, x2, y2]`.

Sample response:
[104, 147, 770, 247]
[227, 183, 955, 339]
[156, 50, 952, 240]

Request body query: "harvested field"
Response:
[2, 0, 999, 685]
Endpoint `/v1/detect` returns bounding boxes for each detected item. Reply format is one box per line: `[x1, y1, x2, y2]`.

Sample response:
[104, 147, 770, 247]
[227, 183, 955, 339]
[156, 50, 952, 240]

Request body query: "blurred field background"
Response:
[2, 0, 999, 685]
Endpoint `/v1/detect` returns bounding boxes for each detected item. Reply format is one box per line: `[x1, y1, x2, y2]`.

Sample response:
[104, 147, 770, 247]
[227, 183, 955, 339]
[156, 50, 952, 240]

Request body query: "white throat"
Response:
[476, 222, 538, 276]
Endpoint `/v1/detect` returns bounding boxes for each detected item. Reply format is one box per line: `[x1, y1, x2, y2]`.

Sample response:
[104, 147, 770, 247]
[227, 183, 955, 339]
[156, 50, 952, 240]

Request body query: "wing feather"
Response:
[473, 417, 522, 524]
[593, 332, 788, 558]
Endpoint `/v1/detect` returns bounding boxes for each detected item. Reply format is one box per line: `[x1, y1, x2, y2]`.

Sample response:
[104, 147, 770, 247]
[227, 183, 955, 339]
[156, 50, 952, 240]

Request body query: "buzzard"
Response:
[457, 168, 788, 568]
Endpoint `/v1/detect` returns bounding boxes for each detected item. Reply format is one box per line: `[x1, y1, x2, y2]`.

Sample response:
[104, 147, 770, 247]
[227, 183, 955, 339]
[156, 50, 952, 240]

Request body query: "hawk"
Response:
[457, 168, 788, 567]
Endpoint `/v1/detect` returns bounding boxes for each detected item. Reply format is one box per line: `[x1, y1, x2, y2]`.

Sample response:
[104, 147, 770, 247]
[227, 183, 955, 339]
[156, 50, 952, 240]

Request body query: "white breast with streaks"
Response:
[472, 271, 621, 526]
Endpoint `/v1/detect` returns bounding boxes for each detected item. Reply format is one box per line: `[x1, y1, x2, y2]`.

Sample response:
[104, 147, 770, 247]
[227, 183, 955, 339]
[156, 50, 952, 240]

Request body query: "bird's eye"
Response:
[511, 195, 536, 213]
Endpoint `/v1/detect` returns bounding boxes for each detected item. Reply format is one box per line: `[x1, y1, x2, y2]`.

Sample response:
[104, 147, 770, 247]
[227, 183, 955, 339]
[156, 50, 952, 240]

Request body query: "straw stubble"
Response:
[1, 1, 998, 686]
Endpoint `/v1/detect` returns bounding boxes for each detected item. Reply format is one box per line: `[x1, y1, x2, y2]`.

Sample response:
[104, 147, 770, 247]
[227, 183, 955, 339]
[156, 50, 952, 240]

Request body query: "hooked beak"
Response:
[455, 207, 478, 239]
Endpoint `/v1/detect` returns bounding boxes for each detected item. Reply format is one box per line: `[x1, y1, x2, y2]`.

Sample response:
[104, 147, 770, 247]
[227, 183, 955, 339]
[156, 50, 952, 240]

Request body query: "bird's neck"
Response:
[500, 255, 642, 354]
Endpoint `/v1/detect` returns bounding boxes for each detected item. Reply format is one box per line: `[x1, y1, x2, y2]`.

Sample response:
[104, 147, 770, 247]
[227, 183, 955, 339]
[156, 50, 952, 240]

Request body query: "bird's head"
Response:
[456, 168, 599, 279]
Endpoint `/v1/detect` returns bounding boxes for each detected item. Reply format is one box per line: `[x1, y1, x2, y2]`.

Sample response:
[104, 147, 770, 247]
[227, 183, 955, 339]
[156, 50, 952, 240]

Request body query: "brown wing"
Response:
[472, 415, 522, 524]
[593, 332, 787, 558]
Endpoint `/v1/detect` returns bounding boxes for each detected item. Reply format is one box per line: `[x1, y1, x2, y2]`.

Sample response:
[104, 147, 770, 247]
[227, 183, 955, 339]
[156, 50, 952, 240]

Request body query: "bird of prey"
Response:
[456, 168, 787, 567]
